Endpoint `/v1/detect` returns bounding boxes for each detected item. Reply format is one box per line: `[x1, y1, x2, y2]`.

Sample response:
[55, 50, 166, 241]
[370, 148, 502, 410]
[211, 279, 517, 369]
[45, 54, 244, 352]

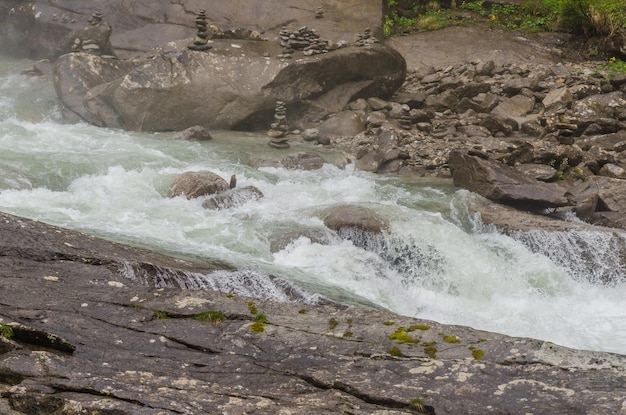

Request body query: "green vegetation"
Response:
[384, 320, 396, 326]
[253, 313, 268, 323]
[247, 301, 258, 315]
[604, 56, 626, 73]
[409, 397, 427, 412]
[408, 323, 431, 331]
[384, 0, 625, 37]
[470, 347, 485, 360]
[298, 308, 307, 314]
[388, 346, 404, 356]
[442, 334, 461, 343]
[153, 310, 170, 320]
[250, 321, 266, 332]
[194, 310, 226, 323]
[1, 324, 13, 339]
[423, 342, 438, 358]
[389, 326, 420, 343]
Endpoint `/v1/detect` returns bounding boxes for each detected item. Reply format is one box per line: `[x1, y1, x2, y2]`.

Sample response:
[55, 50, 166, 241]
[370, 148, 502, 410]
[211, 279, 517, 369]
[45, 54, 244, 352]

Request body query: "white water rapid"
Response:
[1, 57, 625, 355]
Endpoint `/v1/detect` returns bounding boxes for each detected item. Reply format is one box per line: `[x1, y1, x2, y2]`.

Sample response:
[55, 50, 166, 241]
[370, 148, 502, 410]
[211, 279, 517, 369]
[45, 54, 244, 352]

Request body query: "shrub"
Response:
[559, 0, 626, 36]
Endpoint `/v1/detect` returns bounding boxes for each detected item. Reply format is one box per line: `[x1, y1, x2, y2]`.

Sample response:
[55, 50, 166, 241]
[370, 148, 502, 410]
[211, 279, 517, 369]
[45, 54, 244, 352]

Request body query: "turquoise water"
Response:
[1, 56, 625, 354]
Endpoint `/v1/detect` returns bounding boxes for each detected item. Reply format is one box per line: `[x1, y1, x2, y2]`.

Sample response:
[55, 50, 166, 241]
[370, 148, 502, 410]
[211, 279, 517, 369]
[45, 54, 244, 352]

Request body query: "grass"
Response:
[604, 57, 626, 73]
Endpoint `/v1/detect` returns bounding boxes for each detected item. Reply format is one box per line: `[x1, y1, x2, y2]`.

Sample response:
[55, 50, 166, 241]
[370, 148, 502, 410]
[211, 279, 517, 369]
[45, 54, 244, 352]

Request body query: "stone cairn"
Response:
[71, 9, 105, 55]
[87, 9, 104, 26]
[315, 7, 324, 18]
[267, 101, 290, 149]
[354, 28, 379, 47]
[398, 104, 412, 130]
[277, 26, 329, 58]
[188, 10, 213, 51]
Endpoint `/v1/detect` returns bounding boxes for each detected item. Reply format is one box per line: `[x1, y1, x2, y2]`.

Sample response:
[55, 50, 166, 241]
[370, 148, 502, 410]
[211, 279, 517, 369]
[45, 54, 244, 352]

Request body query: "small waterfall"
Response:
[509, 230, 626, 286]
[119, 261, 327, 305]
[335, 227, 450, 291]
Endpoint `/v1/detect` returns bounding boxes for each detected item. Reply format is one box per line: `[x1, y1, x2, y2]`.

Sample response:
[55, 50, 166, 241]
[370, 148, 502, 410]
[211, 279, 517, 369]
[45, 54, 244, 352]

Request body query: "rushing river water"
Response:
[1, 56, 625, 355]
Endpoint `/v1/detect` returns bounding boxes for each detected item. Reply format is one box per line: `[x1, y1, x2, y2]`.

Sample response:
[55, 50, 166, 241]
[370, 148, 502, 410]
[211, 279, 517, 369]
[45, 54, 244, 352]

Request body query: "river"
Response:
[1, 56, 625, 355]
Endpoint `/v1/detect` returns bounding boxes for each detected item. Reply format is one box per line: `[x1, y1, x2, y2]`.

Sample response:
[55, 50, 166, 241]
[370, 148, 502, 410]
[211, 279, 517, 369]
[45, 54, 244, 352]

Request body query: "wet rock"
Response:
[301, 128, 320, 142]
[281, 152, 325, 170]
[449, 150, 571, 210]
[269, 228, 334, 252]
[321, 204, 388, 234]
[202, 186, 264, 210]
[318, 111, 366, 143]
[169, 171, 229, 199]
[170, 125, 213, 141]
[355, 148, 384, 172]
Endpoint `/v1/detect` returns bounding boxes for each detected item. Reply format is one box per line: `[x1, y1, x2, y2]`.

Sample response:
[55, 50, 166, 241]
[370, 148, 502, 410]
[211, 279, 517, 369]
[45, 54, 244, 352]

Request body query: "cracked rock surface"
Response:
[1, 211, 625, 414]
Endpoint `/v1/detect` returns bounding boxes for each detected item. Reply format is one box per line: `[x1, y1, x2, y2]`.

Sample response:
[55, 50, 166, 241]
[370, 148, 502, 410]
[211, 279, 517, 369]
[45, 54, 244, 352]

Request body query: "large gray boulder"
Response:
[448, 149, 572, 210]
[54, 41, 406, 131]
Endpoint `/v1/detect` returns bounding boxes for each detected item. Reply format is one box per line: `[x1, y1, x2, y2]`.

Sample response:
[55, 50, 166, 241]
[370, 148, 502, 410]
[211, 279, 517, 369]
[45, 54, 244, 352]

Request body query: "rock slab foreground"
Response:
[1, 212, 625, 414]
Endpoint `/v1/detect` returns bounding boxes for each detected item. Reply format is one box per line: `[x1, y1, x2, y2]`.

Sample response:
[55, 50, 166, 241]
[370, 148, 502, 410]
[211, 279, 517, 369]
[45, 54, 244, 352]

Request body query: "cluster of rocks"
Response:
[315, 6, 324, 18]
[188, 10, 213, 51]
[278, 25, 330, 58]
[308, 59, 626, 229]
[267, 101, 290, 148]
[354, 27, 379, 46]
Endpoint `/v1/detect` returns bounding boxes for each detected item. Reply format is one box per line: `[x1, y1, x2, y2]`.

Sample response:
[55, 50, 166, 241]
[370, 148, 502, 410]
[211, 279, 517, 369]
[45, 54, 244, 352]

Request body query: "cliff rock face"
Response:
[53, 42, 406, 131]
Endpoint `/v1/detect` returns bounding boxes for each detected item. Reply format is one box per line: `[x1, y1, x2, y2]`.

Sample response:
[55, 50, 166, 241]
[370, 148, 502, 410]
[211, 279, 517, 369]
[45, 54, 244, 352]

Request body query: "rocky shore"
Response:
[2, 211, 626, 414]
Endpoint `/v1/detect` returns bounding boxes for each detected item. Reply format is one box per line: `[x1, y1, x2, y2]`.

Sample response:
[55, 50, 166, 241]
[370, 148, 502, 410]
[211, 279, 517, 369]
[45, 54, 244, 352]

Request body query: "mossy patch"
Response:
[250, 321, 265, 333]
[408, 324, 431, 331]
[389, 327, 419, 344]
[194, 310, 226, 323]
[470, 347, 485, 360]
[1, 324, 13, 339]
[442, 335, 460, 343]
[423, 342, 437, 358]
[298, 309, 307, 314]
[253, 313, 268, 323]
[247, 301, 258, 315]
[388, 346, 403, 357]
[153, 310, 169, 320]
[384, 320, 396, 326]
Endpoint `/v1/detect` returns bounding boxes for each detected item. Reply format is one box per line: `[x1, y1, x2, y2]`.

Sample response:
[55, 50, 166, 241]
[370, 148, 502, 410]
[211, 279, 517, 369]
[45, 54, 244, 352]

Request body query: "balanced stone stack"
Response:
[278, 26, 329, 58]
[354, 28, 379, 47]
[267, 101, 290, 149]
[315, 7, 324, 18]
[70, 10, 105, 55]
[398, 104, 412, 130]
[87, 9, 104, 26]
[188, 10, 213, 51]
